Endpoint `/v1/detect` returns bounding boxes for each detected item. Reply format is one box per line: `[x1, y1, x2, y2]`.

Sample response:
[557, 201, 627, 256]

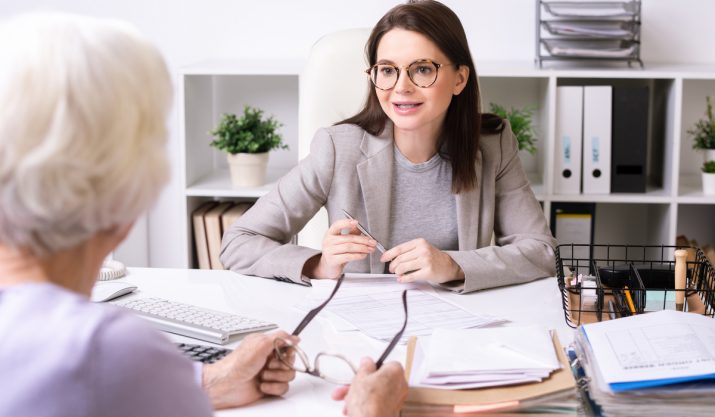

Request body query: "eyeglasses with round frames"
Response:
[365, 59, 455, 90]
[273, 274, 409, 385]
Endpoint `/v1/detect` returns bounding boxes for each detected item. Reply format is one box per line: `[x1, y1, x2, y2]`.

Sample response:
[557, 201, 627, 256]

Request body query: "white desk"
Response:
[116, 268, 575, 416]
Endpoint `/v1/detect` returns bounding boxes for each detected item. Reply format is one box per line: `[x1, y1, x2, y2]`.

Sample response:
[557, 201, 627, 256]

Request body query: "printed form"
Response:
[296, 273, 506, 341]
[582, 309, 715, 386]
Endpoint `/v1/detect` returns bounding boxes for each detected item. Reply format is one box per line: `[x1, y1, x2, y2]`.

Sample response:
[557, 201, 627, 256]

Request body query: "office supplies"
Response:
[403, 332, 576, 412]
[550, 202, 596, 263]
[607, 299, 617, 319]
[674, 249, 687, 311]
[192, 202, 217, 269]
[113, 297, 277, 344]
[554, 86, 583, 194]
[573, 311, 715, 417]
[204, 202, 233, 269]
[176, 343, 231, 364]
[556, 244, 715, 328]
[622, 286, 636, 314]
[535, 0, 642, 68]
[91, 281, 137, 303]
[221, 202, 252, 231]
[582, 85, 612, 194]
[341, 209, 385, 253]
[611, 86, 649, 193]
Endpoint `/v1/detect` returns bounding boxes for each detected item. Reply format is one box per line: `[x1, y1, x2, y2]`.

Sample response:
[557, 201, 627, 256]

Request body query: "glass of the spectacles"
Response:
[365, 59, 450, 90]
[273, 278, 409, 385]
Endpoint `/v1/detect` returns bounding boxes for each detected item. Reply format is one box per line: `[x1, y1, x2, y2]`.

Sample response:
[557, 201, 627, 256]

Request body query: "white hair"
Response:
[0, 13, 172, 255]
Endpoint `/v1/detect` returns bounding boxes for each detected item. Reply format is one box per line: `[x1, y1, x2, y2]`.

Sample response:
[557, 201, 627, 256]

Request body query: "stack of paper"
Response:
[575, 310, 715, 417]
[410, 327, 561, 390]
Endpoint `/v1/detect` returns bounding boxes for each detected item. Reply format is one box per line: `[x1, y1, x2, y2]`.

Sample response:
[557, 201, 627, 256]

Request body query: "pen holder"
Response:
[556, 244, 715, 328]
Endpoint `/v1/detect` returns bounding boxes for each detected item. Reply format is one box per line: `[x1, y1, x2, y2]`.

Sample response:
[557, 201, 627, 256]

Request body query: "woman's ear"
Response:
[453, 64, 470, 96]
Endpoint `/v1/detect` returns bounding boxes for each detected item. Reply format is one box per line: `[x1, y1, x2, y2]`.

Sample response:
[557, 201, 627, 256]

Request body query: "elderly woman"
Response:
[0, 12, 407, 417]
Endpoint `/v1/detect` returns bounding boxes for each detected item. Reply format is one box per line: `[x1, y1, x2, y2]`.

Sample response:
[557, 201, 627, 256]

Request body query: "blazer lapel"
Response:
[356, 126, 394, 273]
[456, 147, 482, 250]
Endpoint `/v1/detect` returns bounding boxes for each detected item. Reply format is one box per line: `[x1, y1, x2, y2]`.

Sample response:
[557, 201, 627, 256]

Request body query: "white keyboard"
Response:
[114, 297, 277, 345]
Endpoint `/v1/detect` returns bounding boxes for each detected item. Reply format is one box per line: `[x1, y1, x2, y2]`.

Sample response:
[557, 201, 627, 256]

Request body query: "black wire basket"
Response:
[555, 244, 715, 328]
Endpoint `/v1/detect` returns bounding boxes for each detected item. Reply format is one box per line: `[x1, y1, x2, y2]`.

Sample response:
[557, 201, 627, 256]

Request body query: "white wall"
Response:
[1, 0, 713, 267]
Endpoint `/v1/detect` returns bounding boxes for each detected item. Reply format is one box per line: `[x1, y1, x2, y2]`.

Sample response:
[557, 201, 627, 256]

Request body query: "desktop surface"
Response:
[113, 267, 574, 416]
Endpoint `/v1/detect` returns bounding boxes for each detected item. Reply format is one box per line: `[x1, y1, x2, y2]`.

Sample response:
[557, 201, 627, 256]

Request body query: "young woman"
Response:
[221, 0, 556, 294]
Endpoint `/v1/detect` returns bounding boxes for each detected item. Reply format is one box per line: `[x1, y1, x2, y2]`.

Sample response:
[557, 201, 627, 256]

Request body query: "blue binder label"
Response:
[562, 136, 571, 164]
[591, 137, 600, 163]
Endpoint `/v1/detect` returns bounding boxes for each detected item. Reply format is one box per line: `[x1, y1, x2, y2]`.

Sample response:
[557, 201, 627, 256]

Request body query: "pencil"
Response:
[623, 286, 637, 315]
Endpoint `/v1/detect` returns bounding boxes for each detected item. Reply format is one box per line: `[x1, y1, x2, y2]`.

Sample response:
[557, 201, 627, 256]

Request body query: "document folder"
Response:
[583, 86, 612, 194]
[555, 86, 584, 194]
[403, 332, 575, 411]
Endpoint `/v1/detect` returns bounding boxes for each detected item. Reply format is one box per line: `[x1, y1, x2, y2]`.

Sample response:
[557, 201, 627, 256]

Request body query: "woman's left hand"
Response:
[380, 238, 465, 284]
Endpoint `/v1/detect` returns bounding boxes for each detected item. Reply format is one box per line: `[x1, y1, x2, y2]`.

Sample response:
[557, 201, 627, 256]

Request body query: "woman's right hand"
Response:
[303, 219, 377, 279]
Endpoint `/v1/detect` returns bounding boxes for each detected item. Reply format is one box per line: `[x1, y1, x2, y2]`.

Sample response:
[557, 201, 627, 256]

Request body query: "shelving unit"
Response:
[175, 60, 715, 268]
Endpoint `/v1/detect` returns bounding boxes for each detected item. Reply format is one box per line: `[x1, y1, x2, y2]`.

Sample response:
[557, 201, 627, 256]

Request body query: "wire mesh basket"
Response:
[555, 244, 715, 328]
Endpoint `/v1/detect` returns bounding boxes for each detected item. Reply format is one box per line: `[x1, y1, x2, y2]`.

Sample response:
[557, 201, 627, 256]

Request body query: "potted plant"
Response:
[209, 106, 288, 187]
[489, 103, 537, 155]
[688, 96, 715, 163]
[703, 161, 715, 195]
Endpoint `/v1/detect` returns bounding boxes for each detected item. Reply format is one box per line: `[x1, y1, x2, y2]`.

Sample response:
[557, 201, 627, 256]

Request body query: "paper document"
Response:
[296, 274, 506, 341]
[409, 327, 560, 390]
[582, 310, 715, 391]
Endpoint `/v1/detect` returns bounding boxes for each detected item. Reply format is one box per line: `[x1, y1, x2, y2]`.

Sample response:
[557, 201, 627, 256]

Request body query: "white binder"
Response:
[583, 86, 612, 194]
[555, 86, 583, 194]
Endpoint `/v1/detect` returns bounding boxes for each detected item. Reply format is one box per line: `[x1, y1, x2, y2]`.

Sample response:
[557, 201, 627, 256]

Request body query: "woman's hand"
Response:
[331, 358, 408, 417]
[303, 219, 377, 279]
[380, 238, 464, 284]
[202, 331, 298, 409]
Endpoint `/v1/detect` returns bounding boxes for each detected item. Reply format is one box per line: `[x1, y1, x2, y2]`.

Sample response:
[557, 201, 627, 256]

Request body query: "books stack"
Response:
[574, 310, 715, 417]
[192, 202, 252, 269]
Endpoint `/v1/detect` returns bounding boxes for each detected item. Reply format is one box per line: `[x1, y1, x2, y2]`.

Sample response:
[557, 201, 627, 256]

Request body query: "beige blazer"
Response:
[220, 122, 556, 293]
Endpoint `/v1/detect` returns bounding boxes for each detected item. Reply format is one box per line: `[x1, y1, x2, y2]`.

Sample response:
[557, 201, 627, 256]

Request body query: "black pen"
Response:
[341, 209, 386, 253]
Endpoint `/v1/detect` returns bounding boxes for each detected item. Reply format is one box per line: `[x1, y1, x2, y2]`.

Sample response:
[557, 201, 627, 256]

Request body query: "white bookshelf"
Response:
[176, 60, 715, 268]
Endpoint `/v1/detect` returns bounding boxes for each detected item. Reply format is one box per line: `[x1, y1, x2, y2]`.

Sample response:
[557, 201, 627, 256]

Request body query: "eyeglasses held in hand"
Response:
[274, 274, 409, 385]
[365, 59, 455, 91]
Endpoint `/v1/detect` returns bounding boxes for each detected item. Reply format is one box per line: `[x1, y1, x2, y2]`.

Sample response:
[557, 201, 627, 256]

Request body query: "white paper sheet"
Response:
[296, 274, 506, 341]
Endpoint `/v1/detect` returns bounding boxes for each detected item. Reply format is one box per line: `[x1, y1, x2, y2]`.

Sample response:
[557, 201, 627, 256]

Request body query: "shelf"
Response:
[179, 59, 302, 75]
[185, 167, 291, 198]
[549, 187, 672, 204]
[678, 175, 715, 203]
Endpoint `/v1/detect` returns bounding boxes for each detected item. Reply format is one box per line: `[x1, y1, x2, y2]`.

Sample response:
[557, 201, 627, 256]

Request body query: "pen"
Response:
[623, 286, 637, 315]
[341, 209, 386, 253]
[607, 299, 617, 320]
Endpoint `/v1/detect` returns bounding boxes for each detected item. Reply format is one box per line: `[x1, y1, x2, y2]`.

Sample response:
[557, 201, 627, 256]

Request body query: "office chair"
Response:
[297, 28, 370, 249]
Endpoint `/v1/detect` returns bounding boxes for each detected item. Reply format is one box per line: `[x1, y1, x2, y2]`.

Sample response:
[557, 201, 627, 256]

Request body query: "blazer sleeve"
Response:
[445, 124, 557, 293]
[219, 128, 336, 285]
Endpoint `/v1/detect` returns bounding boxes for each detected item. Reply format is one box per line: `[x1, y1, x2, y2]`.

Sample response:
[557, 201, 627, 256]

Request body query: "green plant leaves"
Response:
[489, 102, 538, 155]
[689, 96, 715, 150]
[209, 106, 289, 154]
[703, 160, 715, 174]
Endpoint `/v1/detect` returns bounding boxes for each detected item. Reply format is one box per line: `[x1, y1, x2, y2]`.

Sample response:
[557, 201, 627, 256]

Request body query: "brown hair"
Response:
[338, 0, 503, 193]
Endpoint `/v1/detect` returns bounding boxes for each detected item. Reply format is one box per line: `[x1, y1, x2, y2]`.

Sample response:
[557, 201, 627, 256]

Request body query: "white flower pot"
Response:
[703, 172, 715, 195]
[227, 152, 269, 188]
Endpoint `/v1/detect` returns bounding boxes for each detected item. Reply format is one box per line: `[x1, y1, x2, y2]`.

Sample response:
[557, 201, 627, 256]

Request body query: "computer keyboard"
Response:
[114, 297, 277, 345]
[176, 343, 231, 364]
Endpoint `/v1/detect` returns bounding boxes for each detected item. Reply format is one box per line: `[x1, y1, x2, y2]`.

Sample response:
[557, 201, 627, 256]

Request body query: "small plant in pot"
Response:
[702, 161, 715, 196]
[209, 106, 288, 187]
[688, 96, 715, 164]
[489, 103, 537, 155]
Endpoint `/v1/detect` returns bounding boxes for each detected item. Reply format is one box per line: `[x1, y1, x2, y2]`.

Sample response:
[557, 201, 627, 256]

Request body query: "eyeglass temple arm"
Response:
[291, 274, 345, 336]
[375, 290, 408, 369]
